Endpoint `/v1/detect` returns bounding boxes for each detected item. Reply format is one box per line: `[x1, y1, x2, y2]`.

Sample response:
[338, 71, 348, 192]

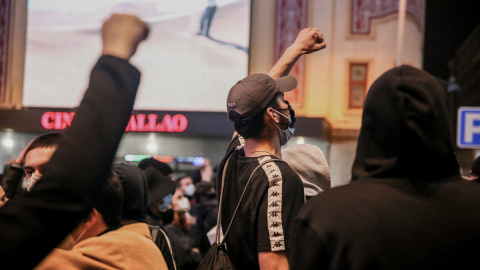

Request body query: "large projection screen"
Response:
[23, 0, 250, 112]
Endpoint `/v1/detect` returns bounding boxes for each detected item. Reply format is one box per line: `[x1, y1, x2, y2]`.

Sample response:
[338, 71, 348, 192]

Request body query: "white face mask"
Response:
[26, 172, 42, 192]
[271, 109, 295, 145]
[175, 197, 191, 212]
[184, 183, 196, 197]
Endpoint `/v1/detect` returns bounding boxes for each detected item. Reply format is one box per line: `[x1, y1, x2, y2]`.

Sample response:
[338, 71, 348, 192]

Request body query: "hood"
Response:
[113, 163, 148, 222]
[282, 143, 330, 196]
[352, 65, 460, 182]
[138, 158, 173, 176]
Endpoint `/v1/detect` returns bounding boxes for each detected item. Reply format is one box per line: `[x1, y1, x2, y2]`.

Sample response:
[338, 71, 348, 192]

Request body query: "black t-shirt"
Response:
[216, 136, 305, 269]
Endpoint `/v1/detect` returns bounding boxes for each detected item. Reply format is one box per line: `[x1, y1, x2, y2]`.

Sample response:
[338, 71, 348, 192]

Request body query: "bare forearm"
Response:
[267, 46, 303, 79]
[259, 251, 289, 270]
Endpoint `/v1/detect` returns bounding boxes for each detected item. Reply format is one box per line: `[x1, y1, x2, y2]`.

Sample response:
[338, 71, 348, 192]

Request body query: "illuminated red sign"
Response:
[126, 114, 188, 132]
[41, 112, 75, 130]
[41, 112, 188, 132]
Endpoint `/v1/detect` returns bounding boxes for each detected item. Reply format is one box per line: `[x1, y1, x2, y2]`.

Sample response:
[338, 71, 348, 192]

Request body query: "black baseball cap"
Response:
[226, 74, 297, 119]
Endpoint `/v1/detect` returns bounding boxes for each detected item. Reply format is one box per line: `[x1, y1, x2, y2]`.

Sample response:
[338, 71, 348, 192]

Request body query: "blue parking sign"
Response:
[457, 107, 480, 148]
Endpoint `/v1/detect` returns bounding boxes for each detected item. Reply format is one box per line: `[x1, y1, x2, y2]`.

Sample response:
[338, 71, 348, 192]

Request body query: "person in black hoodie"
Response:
[114, 163, 177, 270]
[0, 14, 148, 269]
[290, 65, 480, 270]
[144, 166, 177, 228]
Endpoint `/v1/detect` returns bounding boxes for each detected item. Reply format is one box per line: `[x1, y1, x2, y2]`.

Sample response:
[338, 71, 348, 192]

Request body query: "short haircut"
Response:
[229, 97, 280, 139]
[95, 170, 124, 227]
[24, 133, 63, 158]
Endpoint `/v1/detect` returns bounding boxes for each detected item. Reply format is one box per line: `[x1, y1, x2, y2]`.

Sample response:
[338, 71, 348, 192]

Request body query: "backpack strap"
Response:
[151, 226, 158, 242]
[215, 146, 237, 244]
[217, 155, 287, 245]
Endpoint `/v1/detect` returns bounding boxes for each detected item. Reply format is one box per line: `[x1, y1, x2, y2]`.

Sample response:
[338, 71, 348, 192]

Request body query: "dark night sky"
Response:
[423, 0, 479, 80]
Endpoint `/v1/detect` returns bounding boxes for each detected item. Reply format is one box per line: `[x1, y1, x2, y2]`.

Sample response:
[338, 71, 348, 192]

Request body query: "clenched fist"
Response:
[101, 14, 150, 60]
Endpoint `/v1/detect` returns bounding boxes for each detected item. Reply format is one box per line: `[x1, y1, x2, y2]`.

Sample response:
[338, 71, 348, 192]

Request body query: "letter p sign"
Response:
[457, 107, 480, 148]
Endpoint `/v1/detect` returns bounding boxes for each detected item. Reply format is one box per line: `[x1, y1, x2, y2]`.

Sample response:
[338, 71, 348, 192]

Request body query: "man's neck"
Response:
[243, 138, 282, 159]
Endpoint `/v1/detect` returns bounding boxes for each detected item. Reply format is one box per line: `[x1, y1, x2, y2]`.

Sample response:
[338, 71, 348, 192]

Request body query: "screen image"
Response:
[23, 0, 250, 111]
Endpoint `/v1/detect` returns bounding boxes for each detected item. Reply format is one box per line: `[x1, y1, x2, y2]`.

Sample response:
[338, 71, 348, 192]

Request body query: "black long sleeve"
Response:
[0, 55, 140, 269]
[2, 165, 25, 199]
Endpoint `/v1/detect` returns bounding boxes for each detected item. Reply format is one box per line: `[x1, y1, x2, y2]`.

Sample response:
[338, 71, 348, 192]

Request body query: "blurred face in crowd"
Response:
[148, 194, 173, 215]
[179, 177, 195, 196]
[172, 188, 190, 212]
[171, 188, 195, 231]
[24, 147, 57, 187]
[148, 194, 175, 226]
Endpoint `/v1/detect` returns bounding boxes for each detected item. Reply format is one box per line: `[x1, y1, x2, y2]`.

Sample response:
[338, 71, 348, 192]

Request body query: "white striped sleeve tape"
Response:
[258, 156, 286, 251]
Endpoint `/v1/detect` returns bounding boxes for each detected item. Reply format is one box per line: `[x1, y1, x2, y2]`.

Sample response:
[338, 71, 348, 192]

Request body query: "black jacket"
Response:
[0, 55, 140, 269]
[1, 164, 25, 199]
[164, 223, 202, 270]
[290, 65, 480, 270]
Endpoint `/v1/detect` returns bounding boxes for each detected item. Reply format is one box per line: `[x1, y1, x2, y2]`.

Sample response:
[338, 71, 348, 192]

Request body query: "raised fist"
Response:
[101, 14, 150, 60]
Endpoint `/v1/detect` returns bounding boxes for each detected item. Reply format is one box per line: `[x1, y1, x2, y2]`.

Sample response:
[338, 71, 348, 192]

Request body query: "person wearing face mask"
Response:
[164, 188, 202, 270]
[216, 28, 326, 270]
[144, 166, 178, 228]
[2, 133, 62, 201]
[114, 163, 177, 270]
[220, 74, 304, 270]
[0, 13, 150, 269]
[184, 181, 196, 197]
[177, 176, 198, 213]
[178, 176, 196, 198]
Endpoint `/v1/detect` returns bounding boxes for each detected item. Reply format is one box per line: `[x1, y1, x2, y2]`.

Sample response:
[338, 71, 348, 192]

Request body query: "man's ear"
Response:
[83, 208, 99, 229]
[265, 108, 280, 123]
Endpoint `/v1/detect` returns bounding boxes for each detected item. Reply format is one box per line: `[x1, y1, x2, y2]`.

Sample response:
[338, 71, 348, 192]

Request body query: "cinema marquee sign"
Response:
[0, 109, 328, 138]
[41, 111, 188, 132]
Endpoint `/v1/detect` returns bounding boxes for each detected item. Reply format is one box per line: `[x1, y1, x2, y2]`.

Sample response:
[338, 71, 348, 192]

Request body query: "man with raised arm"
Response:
[216, 28, 326, 270]
[0, 14, 149, 269]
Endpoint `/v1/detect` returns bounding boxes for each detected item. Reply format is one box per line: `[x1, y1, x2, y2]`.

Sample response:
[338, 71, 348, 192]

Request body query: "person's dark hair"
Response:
[113, 163, 148, 223]
[94, 170, 124, 227]
[194, 181, 216, 203]
[175, 176, 191, 188]
[190, 169, 202, 184]
[24, 133, 63, 158]
[229, 97, 280, 139]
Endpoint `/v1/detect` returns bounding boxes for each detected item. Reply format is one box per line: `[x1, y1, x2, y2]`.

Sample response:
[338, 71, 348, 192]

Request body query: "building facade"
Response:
[250, 0, 425, 185]
[0, 0, 425, 185]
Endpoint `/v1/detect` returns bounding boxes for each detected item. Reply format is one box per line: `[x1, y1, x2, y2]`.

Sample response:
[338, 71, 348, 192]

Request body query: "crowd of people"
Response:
[1, 12, 480, 270]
